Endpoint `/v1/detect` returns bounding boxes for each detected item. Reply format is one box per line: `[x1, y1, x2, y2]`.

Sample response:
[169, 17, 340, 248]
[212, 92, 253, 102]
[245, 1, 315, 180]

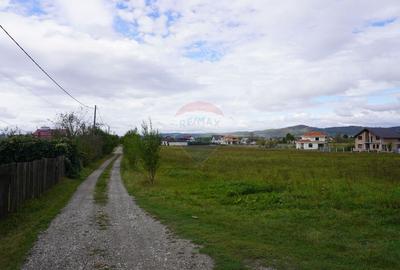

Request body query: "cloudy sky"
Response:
[0, 0, 399, 135]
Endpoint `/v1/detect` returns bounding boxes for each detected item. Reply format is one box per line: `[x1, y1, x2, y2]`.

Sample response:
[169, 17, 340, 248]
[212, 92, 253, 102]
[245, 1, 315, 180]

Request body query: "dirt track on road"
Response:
[22, 151, 213, 270]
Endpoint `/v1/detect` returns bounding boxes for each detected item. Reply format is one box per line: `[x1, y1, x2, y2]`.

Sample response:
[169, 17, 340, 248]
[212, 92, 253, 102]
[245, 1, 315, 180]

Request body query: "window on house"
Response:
[308, 143, 313, 148]
[315, 137, 319, 141]
[358, 144, 362, 148]
[358, 136, 362, 140]
[376, 136, 380, 140]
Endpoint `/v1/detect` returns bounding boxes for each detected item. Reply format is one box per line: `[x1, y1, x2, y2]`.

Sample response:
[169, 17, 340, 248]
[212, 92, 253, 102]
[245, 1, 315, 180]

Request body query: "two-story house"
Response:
[296, 131, 328, 150]
[211, 135, 224, 144]
[354, 127, 400, 152]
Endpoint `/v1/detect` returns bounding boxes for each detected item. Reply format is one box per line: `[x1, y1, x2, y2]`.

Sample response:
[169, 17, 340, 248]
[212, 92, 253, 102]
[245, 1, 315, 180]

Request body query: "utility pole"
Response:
[93, 105, 97, 130]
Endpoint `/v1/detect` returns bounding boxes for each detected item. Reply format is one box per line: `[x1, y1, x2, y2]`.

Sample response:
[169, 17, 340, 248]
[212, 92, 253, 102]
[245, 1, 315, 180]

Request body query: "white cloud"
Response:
[0, 0, 400, 134]
[0, 0, 9, 9]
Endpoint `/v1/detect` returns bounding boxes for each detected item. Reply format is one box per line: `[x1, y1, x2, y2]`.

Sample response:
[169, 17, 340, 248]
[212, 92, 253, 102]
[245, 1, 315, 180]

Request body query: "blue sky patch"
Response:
[116, 1, 129, 10]
[184, 41, 225, 62]
[367, 88, 399, 105]
[353, 17, 397, 34]
[10, 0, 46, 16]
[369, 17, 396, 27]
[147, 8, 160, 19]
[165, 10, 181, 26]
[113, 16, 142, 42]
[145, 0, 157, 6]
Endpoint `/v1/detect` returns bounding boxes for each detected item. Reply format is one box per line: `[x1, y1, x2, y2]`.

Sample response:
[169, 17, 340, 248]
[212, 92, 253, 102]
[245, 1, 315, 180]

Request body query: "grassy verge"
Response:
[121, 146, 400, 270]
[0, 155, 112, 270]
[94, 157, 116, 205]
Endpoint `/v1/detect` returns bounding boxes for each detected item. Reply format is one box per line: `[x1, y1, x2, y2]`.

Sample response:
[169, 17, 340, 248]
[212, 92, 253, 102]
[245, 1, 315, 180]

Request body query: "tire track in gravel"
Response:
[22, 148, 213, 270]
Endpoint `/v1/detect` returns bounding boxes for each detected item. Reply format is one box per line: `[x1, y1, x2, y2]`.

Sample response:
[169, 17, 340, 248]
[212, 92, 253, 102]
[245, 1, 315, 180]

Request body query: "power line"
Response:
[0, 24, 93, 109]
[0, 119, 13, 126]
[0, 119, 29, 133]
[96, 108, 110, 133]
[97, 108, 105, 126]
[0, 71, 60, 110]
[96, 108, 115, 134]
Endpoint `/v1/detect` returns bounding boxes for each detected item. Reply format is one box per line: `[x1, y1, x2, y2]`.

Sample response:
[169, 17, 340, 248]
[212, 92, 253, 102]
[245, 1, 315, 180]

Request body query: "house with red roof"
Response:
[32, 127, 53, 139]
[296, 131, 328, 150]
[32, 127, 66, 139]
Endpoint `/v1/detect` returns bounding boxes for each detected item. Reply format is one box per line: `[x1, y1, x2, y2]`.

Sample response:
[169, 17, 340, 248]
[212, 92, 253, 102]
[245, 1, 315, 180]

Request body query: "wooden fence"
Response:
[0, 156, 64, 218]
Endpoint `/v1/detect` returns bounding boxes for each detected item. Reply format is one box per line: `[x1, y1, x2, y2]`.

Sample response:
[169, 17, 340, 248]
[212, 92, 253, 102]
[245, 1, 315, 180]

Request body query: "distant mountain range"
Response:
[161, 125, 400, 138]
[229, 125, 367, 138]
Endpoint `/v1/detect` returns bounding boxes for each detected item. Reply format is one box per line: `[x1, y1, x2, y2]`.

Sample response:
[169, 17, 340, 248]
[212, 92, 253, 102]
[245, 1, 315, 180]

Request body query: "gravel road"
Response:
[22, 152, 213, 270]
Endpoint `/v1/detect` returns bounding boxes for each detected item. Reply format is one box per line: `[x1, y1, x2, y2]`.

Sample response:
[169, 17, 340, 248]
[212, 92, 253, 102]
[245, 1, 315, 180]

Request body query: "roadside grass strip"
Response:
[94, 157, 117, 205]
[0, 155, 113, 270]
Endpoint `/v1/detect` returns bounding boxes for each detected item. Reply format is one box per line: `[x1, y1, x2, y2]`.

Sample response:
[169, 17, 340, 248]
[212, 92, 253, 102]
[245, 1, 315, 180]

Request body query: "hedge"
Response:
[0, 131, 119, 178]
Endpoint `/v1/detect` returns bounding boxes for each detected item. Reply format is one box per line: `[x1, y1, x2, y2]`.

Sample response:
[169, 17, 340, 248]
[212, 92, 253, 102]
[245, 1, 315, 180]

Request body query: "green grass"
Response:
[0, 155, 112, 270]
[94, 157, 116, 205]
[121, 146, 400, 270]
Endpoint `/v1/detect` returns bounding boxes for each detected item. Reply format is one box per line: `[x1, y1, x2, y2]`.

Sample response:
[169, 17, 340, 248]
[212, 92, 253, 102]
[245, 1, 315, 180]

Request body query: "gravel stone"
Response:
[22, 149, 214, 270]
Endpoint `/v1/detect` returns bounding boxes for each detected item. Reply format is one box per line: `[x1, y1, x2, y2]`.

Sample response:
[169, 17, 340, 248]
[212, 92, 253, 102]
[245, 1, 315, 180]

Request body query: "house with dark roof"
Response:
[354, 127, 400, 152]
[296, 131, 328, 150]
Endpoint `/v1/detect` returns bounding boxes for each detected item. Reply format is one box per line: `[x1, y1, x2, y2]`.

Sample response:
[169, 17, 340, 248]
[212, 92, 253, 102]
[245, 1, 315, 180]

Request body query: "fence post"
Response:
[0, 156, 64, 219]
[0, 165, 12, 218]
[10, 163, 17, 212]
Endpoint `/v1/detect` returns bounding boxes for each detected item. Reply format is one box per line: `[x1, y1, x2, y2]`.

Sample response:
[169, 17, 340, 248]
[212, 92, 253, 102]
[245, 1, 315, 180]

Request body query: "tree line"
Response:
[0, 111, 119, 178]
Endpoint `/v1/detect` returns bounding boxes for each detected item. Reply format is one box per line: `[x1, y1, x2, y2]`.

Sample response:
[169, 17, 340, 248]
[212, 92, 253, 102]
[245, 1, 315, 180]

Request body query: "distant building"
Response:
[240, 137, 249, 144]
[296, 131, 328, 150]
[222, 135, 239, 145]
[211, 135, 240, 145]
[33, 127, 53, 139]
[354, 127, 400, 152]
[161, 136, 173, 146]
[211, 135, 224, 144]
[32, 127, 66, 139]
[161, 135, 194, 146]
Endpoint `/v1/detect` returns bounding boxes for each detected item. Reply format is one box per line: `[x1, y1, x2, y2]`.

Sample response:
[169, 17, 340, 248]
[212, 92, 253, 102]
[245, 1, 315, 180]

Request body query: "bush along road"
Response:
[22, 148, 213, 270]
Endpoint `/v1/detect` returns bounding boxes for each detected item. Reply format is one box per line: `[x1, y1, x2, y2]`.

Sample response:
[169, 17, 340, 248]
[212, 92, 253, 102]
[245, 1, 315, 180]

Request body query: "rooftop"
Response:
[303, 131, 327, 137]
[355, 127, 400, 139]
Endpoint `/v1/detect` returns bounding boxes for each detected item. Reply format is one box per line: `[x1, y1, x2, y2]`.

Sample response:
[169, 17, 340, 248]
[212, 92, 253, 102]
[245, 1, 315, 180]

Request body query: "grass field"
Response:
[0, 155, 112, 270]
[94, 157, 117, 205]
[122, 146, 400, 270]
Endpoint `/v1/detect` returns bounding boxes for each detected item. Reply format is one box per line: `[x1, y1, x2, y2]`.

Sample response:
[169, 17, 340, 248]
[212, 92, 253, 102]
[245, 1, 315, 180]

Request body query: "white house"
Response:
[240, 137, 249, 144]
[211, 135, 224, 144]
[296, 131, 328, 150]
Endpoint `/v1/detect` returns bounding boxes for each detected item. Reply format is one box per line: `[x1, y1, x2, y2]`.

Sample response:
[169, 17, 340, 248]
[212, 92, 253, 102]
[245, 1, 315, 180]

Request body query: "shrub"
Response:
[0, 136, 81, 177]
[139, 121, 161, 184]
[123, 129, 141, 168]
[0, 131, 119, 178]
